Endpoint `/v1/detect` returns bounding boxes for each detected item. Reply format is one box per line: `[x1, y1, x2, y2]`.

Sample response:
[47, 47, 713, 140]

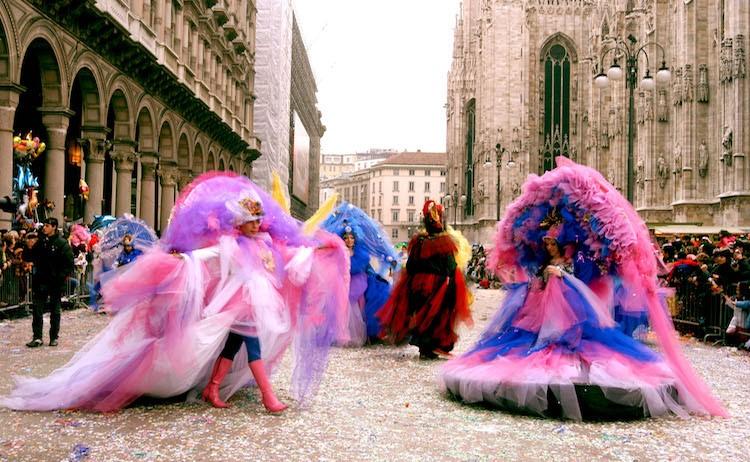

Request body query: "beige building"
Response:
[319, 153, 356, 181]
[328, 151, 447, 243]
[0, 0, 260, 232]
[447, 0, 750, 244]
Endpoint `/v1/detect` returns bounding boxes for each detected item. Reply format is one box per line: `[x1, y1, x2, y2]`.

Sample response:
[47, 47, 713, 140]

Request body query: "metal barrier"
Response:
[0, 265, 94, 317]
[669, 281, 735, 345]
[0, 269, 32, 316]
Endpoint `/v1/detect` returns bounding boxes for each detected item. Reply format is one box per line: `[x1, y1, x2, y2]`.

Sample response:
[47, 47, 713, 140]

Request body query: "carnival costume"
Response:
[377, 200, 472, 359]
[0, 172, 349, 412]
[440, 157, 727, 420]
[322, 202, 399, 345]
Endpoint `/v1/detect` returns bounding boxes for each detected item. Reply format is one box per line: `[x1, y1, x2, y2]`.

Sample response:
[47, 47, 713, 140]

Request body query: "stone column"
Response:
[138, 151, 159, 228]
[111, 141, 136, 216]
[176, 168, 192, 194]
[81, 125, 110, 224]
[40, 107, 74, 222]
[0, 83, 24, 227]
[158, 161, 178, 232]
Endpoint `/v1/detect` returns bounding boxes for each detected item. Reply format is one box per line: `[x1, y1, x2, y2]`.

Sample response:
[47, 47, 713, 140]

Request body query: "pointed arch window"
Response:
[464, 99, 476, 216]
[540, 44, 571, 173]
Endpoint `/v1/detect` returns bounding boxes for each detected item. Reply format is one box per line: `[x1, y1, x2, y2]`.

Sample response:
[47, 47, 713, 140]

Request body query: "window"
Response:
[393, 169, 400, 176]
[407, 210, 415, 222]
[371, 196, 375, 206]
[379, 195, 382, 206]
[393, 196, 399, 205]
[424, 182, 431, 192]
[408, 196, 414, 205]
[440, 182, 446, 193]
[440, 170, 446, 176]
[392, 181, 399, 192]
[425, 170, 431, 176]
[408, 169, 415, 176]
[392, 210, 399, 222]
[391, 228, 399, 240]
[541, 43, 572, 172]
[378, 210, 382, 221]
[379, 182, 382, 192]
[424, 197, 430, 204]
[408, 181, 415, 192]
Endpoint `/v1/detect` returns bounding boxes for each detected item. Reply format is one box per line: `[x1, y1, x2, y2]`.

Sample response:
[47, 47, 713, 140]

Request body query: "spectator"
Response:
[725, 281, 750, 337]
[114, 234, 143, 268]
[710, 248, 735, 293]
[24, 217, 73, 348]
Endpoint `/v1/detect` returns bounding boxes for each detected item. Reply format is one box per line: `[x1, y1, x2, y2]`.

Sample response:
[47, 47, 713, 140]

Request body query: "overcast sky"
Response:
[294, 0, 462, 155]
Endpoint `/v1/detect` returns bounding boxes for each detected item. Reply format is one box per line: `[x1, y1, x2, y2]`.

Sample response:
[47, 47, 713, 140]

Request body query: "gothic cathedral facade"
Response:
[446, 0, 750, 244]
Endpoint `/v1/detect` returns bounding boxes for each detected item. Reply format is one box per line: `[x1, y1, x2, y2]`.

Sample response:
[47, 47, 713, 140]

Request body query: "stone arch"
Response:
[539, 32, 578, 64]
[107, 88, 131, 140]
[207, 150, 217, 170]
[135, 106, 155, 152]
[192, 143, 204, 173]
[70, 66, 103, 126]
[158, 120, 174, 160]
[177, 132, 190, 171]
[0, 6, 17, 81]
[18, 34, 66, 107]
[218, 155, 226, 171]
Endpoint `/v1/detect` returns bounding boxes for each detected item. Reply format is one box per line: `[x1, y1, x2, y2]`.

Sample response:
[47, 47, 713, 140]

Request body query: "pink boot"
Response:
[202, 357, 233, 408]
[248, 359, 287, 413]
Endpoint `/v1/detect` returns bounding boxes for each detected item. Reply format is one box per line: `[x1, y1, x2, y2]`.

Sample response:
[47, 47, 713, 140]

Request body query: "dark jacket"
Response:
[29, 232, 74, 288]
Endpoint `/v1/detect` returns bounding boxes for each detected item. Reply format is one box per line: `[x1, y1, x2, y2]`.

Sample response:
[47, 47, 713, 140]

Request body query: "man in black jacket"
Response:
[25, 217, 74, 347]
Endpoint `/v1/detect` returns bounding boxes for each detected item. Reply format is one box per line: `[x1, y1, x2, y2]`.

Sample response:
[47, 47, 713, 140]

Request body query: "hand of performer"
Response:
[544, 265, 563, 278]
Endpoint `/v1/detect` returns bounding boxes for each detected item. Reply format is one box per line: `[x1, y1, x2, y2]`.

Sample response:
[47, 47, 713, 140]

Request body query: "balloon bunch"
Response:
[13, 165, 39, 191]
[13, 131, 46, 165]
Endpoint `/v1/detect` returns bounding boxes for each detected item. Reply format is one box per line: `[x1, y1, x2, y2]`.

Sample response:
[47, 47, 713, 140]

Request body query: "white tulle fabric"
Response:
[1, 233, 313, 411]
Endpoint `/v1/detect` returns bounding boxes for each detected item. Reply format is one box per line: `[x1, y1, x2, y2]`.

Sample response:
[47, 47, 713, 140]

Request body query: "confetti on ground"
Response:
[0, 290, 747, 461]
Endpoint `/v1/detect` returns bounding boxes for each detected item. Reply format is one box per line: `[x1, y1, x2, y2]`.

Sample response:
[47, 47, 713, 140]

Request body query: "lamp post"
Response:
[484, 142, 517, 221]
[593, 34, 671, 204]
[443, 183, 466, 228]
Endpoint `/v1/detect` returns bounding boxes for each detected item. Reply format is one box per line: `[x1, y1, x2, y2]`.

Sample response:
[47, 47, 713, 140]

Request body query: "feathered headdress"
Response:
[422, 200, 444, 233]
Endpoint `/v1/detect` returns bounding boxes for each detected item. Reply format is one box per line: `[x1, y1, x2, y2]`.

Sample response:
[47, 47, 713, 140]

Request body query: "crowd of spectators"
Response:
[466, 245, 500, 289]
[661, 230, 750, 348]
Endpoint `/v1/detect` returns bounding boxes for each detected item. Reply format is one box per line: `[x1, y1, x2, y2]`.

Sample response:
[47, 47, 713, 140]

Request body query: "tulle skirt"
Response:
[440, 275, 702, 421]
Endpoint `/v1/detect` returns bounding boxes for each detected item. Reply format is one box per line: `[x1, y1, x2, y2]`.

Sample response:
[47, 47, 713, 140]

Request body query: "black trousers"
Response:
[32, 283, 63, 341]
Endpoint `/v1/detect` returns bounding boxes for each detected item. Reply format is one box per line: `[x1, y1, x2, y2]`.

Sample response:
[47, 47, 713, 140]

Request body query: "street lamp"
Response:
[483, 143, 516, 221]
[443, 183, 466, 227]
[593, 34, 670, 203]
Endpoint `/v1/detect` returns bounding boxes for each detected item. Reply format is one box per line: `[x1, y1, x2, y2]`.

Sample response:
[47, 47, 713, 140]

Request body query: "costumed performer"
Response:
[377, 200, 473, 359]
[322, 201, 399, 346]
[0, 172, 349, 413]
[439, 157, 727, 420]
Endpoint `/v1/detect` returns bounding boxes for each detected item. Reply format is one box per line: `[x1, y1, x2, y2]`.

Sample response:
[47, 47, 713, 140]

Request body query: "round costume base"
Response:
[443, 379, 679, 421]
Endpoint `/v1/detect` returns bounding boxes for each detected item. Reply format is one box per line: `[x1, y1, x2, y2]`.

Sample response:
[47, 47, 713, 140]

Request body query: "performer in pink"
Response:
[0, 173, 349, 413]
[439, 157, 727, 420]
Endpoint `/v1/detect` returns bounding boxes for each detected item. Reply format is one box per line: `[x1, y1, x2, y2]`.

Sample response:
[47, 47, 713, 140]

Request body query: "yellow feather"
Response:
[303, 193, 339, 235]
[446, 226, 472, 270]
[271, 172, 290, 213]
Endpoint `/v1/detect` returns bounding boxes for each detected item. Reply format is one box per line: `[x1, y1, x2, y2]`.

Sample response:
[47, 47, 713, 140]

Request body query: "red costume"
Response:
[377, 201, 472, 359]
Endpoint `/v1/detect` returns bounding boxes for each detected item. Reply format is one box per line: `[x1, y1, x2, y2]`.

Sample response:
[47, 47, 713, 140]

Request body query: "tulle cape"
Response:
[446, 157, 726, 418]
[322, 202, 398, 345]
[1, 173, 349, 411]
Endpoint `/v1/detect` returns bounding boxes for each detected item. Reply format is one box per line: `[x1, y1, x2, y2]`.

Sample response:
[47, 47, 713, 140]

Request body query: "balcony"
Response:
[212, 6, 228, 26]
[223, 21, 238, 42]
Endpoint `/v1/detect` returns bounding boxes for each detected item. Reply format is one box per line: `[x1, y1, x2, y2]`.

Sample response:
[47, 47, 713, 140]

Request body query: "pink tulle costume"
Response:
[0, 172, 350, 412]
[439, 157, 727, 421]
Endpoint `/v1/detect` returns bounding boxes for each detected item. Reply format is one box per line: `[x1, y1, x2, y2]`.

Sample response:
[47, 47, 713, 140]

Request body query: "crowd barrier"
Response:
[669, 281, 749, 345]
[0, 267, 93, 318]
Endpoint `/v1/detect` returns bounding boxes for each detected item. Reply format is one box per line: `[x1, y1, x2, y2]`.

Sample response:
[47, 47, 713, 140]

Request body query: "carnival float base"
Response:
[443, 378, 680, 421]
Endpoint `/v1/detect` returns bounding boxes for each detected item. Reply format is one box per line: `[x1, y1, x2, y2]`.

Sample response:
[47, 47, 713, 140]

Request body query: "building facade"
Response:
[326, 151, 447, 243]
[251, 0, 324, 219]
[0, 0, 260, 232]
[447, 0, 750, 244]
